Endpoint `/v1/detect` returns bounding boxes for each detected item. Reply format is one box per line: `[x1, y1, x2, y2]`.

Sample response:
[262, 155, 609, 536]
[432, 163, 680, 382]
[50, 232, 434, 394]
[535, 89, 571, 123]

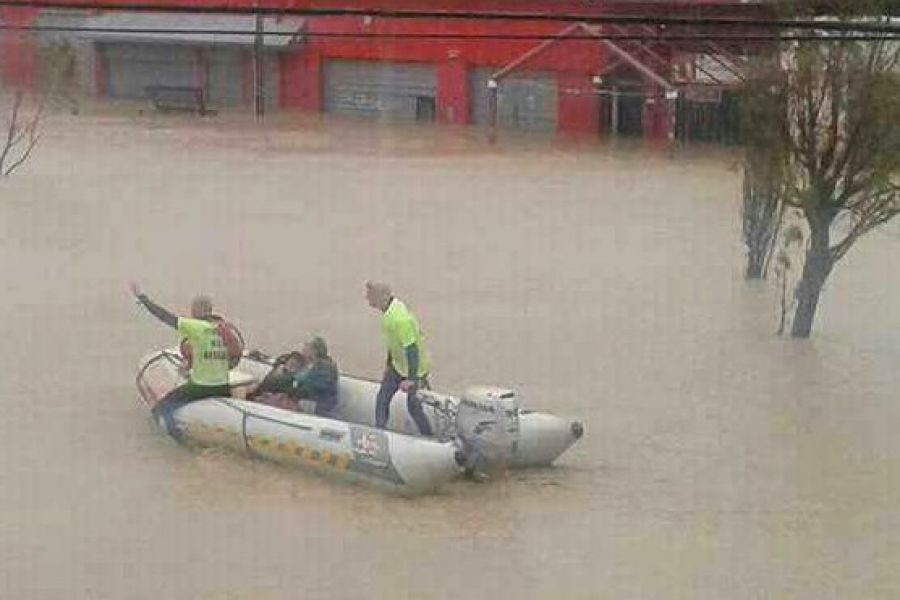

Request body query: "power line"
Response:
[0, 0, 899, 34]
[3, 23, 899, 42]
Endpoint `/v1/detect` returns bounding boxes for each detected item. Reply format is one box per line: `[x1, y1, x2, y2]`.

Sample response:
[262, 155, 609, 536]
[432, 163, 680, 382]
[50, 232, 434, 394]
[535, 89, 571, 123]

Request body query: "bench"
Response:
[145, 85, 217, 116]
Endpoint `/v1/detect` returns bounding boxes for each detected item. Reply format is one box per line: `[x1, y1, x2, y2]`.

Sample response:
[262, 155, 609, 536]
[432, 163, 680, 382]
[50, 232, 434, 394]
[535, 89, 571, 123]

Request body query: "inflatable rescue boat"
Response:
[136, 349, 583, 494]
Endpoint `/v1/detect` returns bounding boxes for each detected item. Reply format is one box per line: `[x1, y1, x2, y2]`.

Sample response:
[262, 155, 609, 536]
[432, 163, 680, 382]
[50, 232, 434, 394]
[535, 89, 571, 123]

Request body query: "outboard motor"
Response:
[455, 386, 520, 478]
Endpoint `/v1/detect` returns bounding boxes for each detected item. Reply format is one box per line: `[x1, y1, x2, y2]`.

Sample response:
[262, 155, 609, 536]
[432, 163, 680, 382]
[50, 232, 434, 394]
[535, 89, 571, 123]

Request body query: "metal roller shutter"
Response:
[324, 60, 438, 122]
[104, 44, 277, 110]
[104, 44, 196, 100]
[470, 68, 558, 134]
[206, 47, 244, 107]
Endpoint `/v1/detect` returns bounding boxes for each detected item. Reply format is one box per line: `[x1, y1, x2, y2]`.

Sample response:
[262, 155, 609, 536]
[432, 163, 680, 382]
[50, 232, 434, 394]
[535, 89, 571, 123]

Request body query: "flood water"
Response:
[1, 110, 898, 599]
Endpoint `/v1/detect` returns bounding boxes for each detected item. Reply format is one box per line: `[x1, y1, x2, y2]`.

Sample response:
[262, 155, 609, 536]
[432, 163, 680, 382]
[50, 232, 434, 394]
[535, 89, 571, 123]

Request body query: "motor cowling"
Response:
[455, 386, 520, 477]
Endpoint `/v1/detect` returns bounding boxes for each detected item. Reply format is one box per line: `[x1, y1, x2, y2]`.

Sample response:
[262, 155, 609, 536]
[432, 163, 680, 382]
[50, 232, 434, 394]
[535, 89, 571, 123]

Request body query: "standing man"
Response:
[366, 281, 433, 437]
[129, 282, 231, 441]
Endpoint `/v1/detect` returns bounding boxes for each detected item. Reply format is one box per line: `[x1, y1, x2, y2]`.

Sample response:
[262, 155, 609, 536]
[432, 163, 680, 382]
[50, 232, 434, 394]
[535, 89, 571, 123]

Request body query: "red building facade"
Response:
[282, 17, 608, 133]
[0, 6, 40, 87]
[1, 1, 768, 140]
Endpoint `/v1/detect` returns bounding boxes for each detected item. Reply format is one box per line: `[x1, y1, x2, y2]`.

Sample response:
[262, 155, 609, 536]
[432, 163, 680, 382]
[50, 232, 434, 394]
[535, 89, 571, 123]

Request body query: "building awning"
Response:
[76, 12, 304, 48]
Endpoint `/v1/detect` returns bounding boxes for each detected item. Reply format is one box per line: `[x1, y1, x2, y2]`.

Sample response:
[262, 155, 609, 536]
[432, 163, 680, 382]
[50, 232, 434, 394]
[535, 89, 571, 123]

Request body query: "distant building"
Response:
[1, 1, 769, 143]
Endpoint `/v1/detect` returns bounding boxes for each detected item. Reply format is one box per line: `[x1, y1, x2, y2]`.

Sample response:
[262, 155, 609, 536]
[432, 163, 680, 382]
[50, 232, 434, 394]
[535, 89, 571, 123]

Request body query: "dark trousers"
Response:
[375, 366, 433, 436]
[313, 396, 337, 416]
[152, 382, 230, 442]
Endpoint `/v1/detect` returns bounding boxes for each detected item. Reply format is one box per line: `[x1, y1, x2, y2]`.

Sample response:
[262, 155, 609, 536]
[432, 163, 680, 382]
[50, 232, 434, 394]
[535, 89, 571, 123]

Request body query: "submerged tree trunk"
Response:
[777, 269, 789, 335]
[742, 164, 783, 280]
[790, 224, 834, 338]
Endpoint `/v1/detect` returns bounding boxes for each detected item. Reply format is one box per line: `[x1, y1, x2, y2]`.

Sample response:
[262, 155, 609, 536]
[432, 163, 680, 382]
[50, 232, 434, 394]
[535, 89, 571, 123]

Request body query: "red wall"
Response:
[557, 73, 599, 136]
[280, 50, 322, 111]
[437, 58, 468, 125]
[0, 7, 39, 88]
[283, 16, 609, 132]
[304, 16, 605, 70]
[3, 0, 767, 139]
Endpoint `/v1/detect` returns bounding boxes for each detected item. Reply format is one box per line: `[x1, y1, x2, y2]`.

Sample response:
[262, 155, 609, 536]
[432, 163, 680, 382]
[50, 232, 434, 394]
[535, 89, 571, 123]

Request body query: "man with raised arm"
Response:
[130, 282, 232, 441]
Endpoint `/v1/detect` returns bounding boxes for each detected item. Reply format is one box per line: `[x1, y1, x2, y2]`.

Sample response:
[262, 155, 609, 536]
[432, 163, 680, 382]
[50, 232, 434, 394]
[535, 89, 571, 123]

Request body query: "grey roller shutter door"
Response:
[206, 47, 244, 107]
[105, 44, 196, 100]
[470, 68, 558, 133]
[324, 60, 438, 122]
[105, 44, 276, 110]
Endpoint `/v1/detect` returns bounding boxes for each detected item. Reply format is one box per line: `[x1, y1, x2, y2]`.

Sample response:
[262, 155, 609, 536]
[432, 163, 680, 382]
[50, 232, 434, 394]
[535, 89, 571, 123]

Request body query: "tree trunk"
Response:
[790, 225, 833, 338]
[777, 273, 788, 335]
[741, 165, 782, 280]
[745, 243, 768, 279]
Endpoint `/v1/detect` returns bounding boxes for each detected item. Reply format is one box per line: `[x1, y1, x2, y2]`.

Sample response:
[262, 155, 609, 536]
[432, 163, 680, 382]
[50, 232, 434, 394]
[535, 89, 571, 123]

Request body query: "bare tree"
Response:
[741, 149, 786, 280]
[741, 15, 900, 337]
[0, 91, 42, 178]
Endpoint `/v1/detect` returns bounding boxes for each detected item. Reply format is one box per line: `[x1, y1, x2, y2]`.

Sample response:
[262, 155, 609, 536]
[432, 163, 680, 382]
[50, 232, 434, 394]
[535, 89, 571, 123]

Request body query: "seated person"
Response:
[248, 336, 339, 416]
[248, 351, 308, 411]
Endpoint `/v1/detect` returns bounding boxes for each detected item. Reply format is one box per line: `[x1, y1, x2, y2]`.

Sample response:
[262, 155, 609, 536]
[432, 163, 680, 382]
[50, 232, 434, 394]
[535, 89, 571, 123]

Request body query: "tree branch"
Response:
[3, 132, 41, 177]
[830, 186, 899, 262]
[800, 62, 821, 180]
[819, 44, 846, 183]
[1, 94, 43, 178]
[0, 92, 23, 175]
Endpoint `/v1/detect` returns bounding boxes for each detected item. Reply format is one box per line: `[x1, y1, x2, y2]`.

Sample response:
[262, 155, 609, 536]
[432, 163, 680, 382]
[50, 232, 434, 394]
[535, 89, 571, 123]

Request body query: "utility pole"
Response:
[253, 7, 264, 120]
[610, 86, 619, 137]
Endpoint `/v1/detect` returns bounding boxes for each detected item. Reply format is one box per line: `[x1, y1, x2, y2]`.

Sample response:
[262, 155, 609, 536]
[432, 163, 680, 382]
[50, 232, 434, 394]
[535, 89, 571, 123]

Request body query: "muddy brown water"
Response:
[0, 111, 898, 599]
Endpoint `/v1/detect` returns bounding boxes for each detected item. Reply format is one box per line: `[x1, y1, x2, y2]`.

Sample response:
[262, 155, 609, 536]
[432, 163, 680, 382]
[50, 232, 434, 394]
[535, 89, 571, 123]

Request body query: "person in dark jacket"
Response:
[249, 336, 339, 416]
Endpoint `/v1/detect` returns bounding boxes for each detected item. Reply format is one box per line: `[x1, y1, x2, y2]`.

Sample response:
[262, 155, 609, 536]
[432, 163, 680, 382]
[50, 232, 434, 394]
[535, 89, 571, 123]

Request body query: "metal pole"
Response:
[580, 25, 675, 93]
[611, 86, 619, 137]
[592, 75, 602, 137]
[666, 89, 679, 151]
[490, 22, 582, 82]
[487, 79, 498, 144]
[253, 9, 264, 119]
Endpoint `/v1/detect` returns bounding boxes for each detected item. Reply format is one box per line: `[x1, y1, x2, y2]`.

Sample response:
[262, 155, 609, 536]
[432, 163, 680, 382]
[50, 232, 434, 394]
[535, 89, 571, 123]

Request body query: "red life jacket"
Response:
[179, 317, 245, 370]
